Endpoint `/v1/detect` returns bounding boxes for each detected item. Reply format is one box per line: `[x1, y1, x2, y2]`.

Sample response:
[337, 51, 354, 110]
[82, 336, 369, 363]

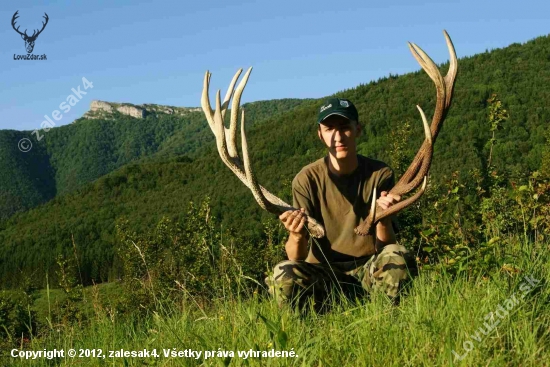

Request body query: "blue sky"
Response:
[1, 0, 549, 131]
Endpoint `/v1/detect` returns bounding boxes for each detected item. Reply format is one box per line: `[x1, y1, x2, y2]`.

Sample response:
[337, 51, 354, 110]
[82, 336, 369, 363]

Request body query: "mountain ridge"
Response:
[82, 100, 203, 120]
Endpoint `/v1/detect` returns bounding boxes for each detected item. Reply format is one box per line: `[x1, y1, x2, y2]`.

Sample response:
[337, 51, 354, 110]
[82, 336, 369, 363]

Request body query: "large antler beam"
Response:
[354, 30, 458, 236]
[201, 68, 326, 238]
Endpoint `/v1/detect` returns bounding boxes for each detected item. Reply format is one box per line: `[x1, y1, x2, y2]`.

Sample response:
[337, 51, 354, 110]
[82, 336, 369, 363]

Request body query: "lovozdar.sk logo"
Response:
[12, 10, 48, 60]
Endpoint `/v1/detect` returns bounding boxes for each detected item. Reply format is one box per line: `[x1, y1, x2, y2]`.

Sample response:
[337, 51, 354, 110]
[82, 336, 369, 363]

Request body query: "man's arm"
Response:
[280, 176, 315, 261]
[375, 191, 400, 250]
[280, 209, 309, 261]
[374, 167, 400, 250]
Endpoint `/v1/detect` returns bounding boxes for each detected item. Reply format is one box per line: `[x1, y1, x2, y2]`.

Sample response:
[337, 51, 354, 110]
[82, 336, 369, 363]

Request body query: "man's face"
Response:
[317, 115, 361, 159]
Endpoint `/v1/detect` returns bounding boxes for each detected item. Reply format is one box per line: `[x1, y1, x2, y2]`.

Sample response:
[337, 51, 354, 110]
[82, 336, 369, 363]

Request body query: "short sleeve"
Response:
[292, 174, 315, 218]
[378, 167, 395, 193]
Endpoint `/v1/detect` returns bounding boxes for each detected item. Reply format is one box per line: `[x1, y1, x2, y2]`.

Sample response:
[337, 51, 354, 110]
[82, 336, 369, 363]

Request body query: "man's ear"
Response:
[317, 127, 323, 142]
[355, 122, 362, 137]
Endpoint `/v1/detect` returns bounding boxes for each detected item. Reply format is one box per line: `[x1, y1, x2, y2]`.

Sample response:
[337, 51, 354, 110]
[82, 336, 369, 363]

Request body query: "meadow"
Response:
[1, 233, 548, 366]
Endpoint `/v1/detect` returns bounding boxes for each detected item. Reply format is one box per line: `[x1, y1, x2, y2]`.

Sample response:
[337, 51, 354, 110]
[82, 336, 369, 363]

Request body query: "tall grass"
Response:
[2, 237, 548, 366]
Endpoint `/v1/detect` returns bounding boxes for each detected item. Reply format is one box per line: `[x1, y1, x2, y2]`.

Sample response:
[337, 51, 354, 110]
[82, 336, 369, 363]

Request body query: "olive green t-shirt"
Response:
[292, 154, 394, 264]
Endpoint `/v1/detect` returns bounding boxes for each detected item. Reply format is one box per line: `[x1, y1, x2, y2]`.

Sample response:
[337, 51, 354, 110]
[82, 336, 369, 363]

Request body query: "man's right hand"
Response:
[279, 208, 308, 238]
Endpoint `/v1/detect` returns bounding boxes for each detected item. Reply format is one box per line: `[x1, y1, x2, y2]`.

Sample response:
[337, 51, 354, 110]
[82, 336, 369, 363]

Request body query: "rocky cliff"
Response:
[83, 100, 202, 120]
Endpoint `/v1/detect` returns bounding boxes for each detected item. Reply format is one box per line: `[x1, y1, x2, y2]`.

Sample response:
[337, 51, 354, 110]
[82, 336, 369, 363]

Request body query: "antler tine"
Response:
[212, 88, 252, 183]
[214, 90, 233, 165]
[370, 187, 377, 223]
[407, 41, 446, 136]
[226, 67, 253, 159]
[418, 105, 432, 144]
[443, 30, 458, 108]
[221, 69, 242, 121]
[391, 105, 432, 196]
[408, 30, 457, 139]
[201, 71, 216, 132]
[241, 109, 276, 211]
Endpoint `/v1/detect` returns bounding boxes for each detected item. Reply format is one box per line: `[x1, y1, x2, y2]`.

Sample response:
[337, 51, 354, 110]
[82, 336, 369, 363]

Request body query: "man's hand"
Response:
[375, 191, 400, 249]
[377, 191, 401, 210]
[280, 208, 309, 260]
[279, 208, 308, 238]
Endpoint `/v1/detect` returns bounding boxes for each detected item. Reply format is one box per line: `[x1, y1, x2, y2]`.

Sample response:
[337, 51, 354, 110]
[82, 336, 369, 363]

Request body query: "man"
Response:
[265, 97, 416, 310]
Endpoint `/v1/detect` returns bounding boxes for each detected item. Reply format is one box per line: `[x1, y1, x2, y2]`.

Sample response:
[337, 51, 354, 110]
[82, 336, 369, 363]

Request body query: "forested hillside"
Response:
[1, 34, 549, 288]
[0, 98, 308, 219]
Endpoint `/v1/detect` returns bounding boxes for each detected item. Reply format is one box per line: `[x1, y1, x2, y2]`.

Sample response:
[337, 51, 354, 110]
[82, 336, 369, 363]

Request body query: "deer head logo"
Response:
[12, 11, 49, 54]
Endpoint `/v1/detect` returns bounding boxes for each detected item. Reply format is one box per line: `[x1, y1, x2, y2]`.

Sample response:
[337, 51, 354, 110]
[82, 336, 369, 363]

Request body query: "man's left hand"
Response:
[377, 191, 401, 210]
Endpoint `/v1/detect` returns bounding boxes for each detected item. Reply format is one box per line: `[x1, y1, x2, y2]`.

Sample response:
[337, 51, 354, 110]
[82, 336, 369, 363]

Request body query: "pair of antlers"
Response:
[11, 11, 49, 41]
[201, 31, 458, 238]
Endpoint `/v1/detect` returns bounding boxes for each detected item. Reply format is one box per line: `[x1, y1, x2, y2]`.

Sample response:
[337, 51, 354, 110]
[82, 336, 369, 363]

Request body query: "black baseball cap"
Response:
[317, 98, 359, 124]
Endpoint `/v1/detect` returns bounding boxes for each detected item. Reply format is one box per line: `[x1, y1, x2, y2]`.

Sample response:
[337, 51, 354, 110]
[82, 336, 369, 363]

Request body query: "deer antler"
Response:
[354, 30, 458, 236]
[29, 13, 49, 40]
[11, 11, 49, 40]
[201, 68, 326, 238]
[11, 11, 26, 37]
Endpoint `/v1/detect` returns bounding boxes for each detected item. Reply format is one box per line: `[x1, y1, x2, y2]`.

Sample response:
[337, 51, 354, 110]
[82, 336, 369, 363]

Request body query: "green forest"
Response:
[0, 34, 549, 289]
[0, 98, 307, 220]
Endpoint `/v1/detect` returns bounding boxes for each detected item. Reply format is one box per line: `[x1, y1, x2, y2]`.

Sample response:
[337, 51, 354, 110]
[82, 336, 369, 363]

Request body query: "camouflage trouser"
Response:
[265, 244, 417, 310]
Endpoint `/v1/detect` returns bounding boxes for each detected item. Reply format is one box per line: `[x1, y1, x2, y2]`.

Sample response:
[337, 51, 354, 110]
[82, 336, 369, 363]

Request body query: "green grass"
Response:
[1, 241, 549, 366]
[4, 281, 123, 328]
